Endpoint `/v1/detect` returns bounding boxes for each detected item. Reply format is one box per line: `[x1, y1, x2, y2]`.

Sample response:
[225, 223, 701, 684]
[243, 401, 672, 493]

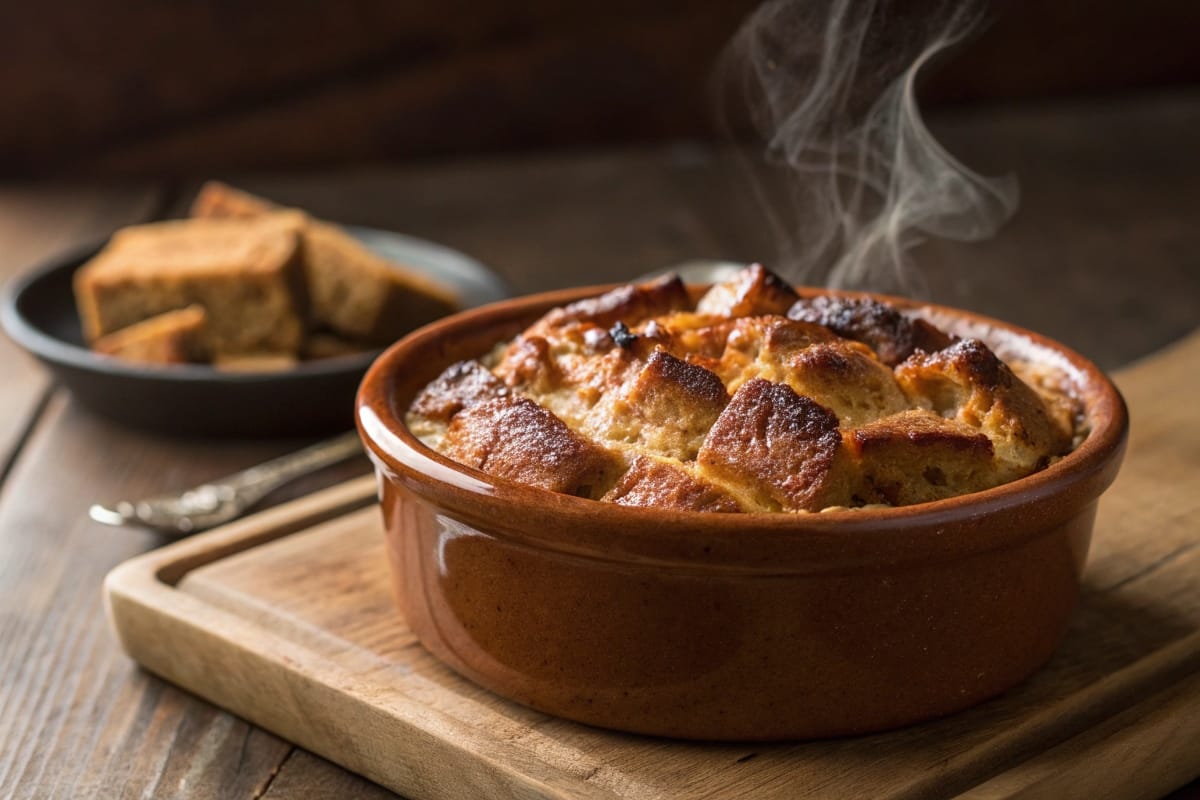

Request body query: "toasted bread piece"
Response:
[493, 311, 681, 427]
[524, 274, 691, 340]
[788, 295, 956, 366]
[687, 316, 905, 426]
[302, 221, 459, 343]
[603, 455, 741, 512]
[407, 359, 510, 447]
[413, 265, 1081, 510]
[410, 360, 509, 424]
[850, 410, 997, 505]
[697, 378, 853, 511]
[189, 181, 278, 219]
[695, 263, 799, 318]
[92, 305, 208, 364]
[190, 183, 460, 344]
[74, 216, 308, 357]
[584, 350, 728, 461]
[672, 316, 835, 383]
[894, 339, 1074, 479]
[441, 396, 622, 497]
[493, 335, 562, 394]
[781, 340, 910, 426]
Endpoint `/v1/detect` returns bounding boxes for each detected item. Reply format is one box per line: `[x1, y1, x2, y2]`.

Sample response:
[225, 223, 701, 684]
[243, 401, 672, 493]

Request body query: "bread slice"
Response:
[190, 181, 460, 343]
[602, 454, 741, 512]
[92, 305, 208, 364]
[302, 220, 458, 343]
[74, 215, 308, 357]
[441, 395, 623, 498]
[189, 180, 278, 218]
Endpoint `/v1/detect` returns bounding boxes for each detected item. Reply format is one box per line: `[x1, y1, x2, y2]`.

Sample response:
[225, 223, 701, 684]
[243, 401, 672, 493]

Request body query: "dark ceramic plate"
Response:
[0, 227, 508, 437]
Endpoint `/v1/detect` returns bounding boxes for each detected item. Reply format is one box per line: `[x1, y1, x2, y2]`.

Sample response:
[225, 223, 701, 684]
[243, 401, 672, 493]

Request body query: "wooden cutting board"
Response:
[105, 330, 1200, 800]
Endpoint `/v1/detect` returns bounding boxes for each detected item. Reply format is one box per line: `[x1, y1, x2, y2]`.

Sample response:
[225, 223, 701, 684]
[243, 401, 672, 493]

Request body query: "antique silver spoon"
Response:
[88, 431, 363, 537]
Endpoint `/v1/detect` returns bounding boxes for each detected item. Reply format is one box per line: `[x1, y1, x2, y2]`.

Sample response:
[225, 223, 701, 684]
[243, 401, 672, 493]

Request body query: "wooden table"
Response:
[1, 90, 1198, 799]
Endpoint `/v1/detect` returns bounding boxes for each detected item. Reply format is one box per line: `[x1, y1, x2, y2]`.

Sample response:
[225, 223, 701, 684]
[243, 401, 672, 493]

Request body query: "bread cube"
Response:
[603, 455, 741, 512]
[92, 305, 207, 364]
[850, 410, 997, 505]
[441, 396, 622, 497]
[74, 216, 308, 357]
[697, 378, 853, 511]
[584, 350, 728, 460]
[695, 263, 798, 317]
[788, 295, 956, 366]
[894, 339, 1074, 479]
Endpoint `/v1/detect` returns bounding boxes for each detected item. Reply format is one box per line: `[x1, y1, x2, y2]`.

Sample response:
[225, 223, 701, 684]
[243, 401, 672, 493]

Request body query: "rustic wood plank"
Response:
[960, 670, 1200, 800]
[260, 750, 397, 800]
[0, 185, 161, 471]
[0, 392, 373, 799]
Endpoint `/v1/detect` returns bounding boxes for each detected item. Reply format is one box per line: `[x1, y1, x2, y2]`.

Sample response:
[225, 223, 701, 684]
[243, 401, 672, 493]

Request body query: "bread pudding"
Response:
[406, 265, 1079, 512]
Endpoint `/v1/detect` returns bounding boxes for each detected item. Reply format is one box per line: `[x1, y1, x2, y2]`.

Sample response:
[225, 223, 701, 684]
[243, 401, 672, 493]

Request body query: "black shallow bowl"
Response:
[0, 227, 508, 437]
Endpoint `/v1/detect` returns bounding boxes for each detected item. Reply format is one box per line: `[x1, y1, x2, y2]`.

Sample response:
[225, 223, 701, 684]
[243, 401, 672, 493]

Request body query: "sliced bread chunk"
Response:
[191, 181, 459, 343]
[92, 305, 208, 364]
[74, 215, 309, 357]
[302, 220, 459, 343]
[189, 180, 278, 218]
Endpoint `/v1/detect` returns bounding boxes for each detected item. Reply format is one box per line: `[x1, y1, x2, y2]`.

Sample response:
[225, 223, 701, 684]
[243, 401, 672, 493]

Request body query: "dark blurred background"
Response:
[4, 0, 1199, 178]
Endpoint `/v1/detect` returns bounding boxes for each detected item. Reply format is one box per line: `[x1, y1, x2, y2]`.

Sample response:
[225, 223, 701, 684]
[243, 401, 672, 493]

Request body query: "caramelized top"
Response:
[407, 265, 1078, 513]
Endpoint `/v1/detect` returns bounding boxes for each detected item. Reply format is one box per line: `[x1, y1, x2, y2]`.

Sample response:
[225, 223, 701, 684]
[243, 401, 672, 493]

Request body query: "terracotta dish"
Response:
[356, 283, 1128, 740]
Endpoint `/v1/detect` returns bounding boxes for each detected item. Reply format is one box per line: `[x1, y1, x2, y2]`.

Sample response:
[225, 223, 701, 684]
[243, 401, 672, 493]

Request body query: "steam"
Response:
[721, 0, 1018, 294]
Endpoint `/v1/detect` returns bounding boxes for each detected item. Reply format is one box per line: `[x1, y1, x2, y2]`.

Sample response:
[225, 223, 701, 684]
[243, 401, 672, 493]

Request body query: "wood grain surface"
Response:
[105, 332, 1200, 800]
[1, 89, 1199, 798]
[0, 186, 161, 469]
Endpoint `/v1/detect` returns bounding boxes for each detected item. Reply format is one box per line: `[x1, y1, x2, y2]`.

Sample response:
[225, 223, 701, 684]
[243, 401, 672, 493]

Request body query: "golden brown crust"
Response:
[92, 305, 208, 364]
[850, 410, 997, 505]
[695, 263, 799, 318]
[492, 335, 562, 394]
[524, 274, 690, 339]
[696, 379, 849, 512]
[410, 359, 510, 426]
[189, 181, 279, 219]
[584, 350, 728, 461]
[603, 455, 742, 513]
[788, 295, 956, 366]
[895, 339, 1074, 478]
[783, 341, 910, 427]
[441, 396, 622, 497]
[412, 265, 1079, 511]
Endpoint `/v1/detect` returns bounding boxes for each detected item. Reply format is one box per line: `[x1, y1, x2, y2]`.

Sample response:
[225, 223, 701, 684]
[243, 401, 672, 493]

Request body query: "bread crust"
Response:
[75, 216, 309, 357]
[441, 396, 622, 497]
[602, 455, 741, 512]
[409, 266, 1077, 512]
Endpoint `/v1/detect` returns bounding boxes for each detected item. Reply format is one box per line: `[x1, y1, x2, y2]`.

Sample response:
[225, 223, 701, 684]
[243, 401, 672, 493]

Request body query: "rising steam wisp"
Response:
[721, 0, 1018, 295]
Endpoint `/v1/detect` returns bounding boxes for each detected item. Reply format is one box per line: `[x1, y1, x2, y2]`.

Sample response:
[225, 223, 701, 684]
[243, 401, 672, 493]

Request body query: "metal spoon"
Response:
[88, 431, 364, 537]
